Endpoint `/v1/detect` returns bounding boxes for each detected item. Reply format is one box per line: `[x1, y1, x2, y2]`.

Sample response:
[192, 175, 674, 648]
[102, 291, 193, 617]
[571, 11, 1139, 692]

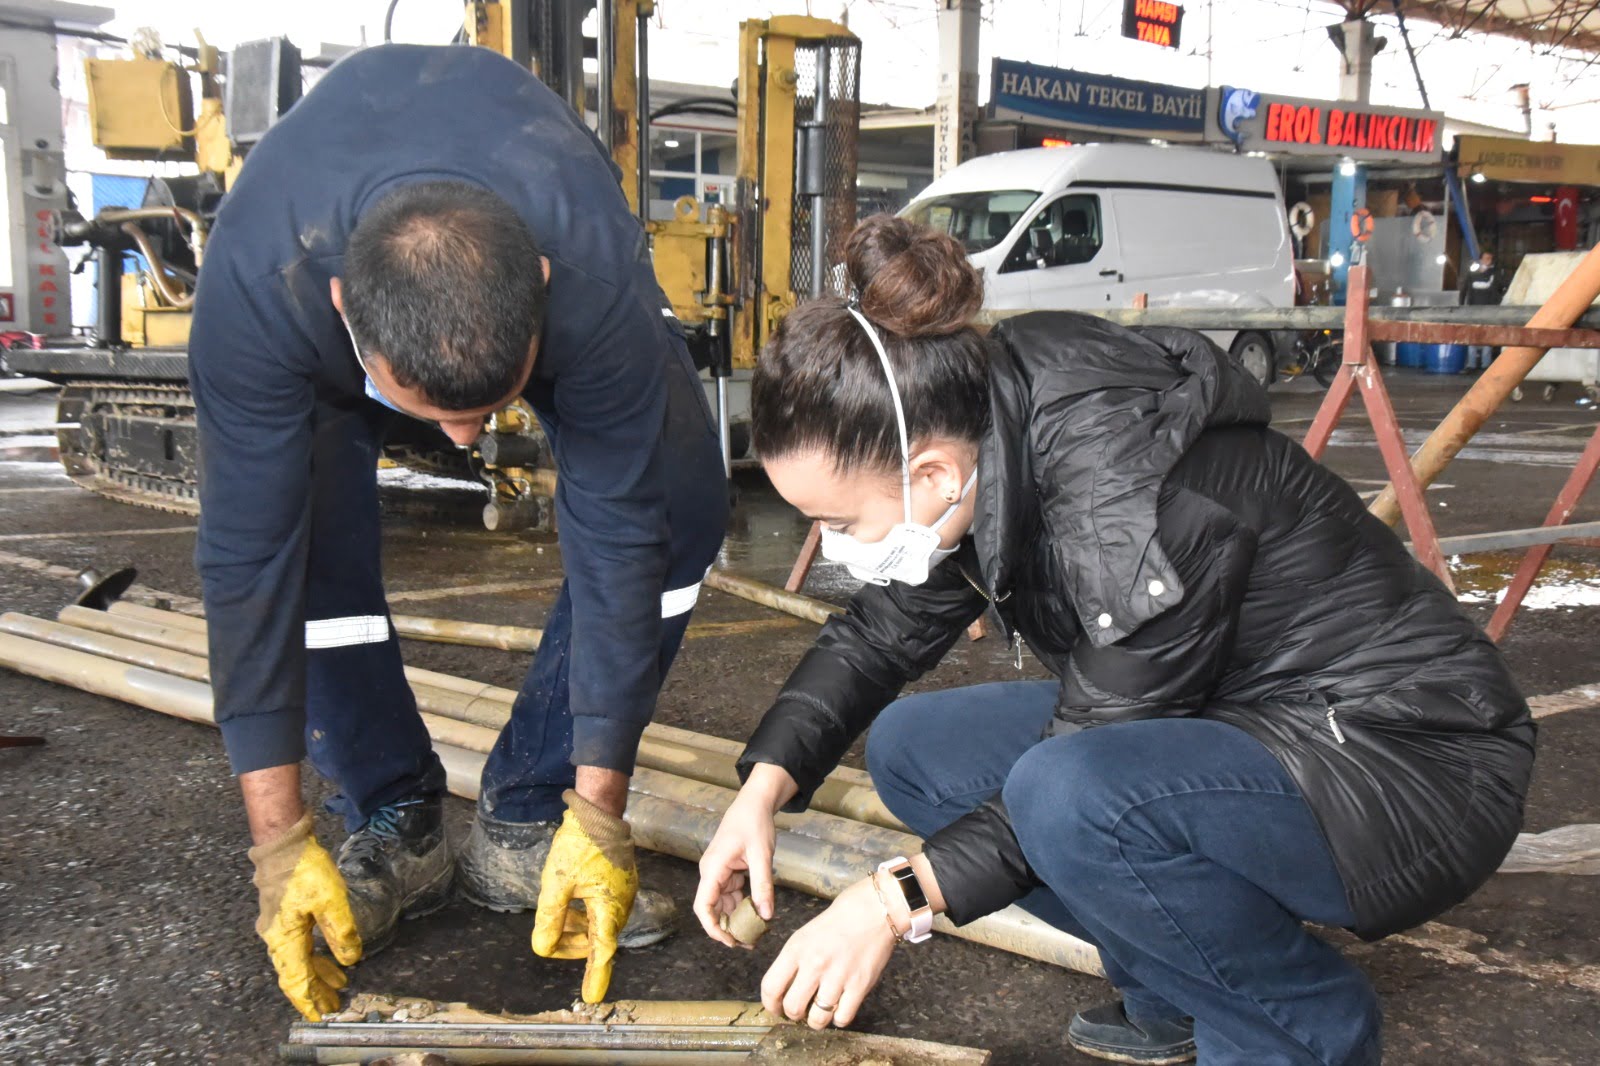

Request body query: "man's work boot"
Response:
[1067, 1001, 1197, 1064]
[456, 809, 679, 949]
[336, 793, 454, 958]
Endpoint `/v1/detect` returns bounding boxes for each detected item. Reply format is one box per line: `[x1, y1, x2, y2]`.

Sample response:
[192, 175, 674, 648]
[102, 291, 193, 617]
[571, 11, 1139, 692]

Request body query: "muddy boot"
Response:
[456, 809, 680, 949]
[337, 794, 454, 958]
[1067, 1001, 1197, 1065]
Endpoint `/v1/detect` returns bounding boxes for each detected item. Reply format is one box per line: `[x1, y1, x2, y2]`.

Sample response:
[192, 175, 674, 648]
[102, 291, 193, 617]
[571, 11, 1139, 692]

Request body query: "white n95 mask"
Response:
[817, 306, 976, 587]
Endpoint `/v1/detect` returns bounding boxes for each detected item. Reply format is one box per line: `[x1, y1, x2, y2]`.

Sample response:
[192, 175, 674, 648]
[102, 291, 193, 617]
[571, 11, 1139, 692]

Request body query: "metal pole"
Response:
[0, 613, 211, 681]
[0, 631, 215, 726]
[975, 304, 1600, 329]
[636, 5, 650, 226]
[92, 607, 831, 768]
[595, 0, 616, 150]
[707, 229, 733, 476]
[392, 613, 542, 653]
[431, 742, 1105, 976]
[809, 45, 830, 299]
[716, 377, 732, 476]
[94, 245, 123, 348]
[1388, 0, 1431, 110]
[284, 1023, 767, 1057]
[1369, 242, 1600, 525]
[85, 603, 887, 816]
[0, 629, 1102, 977]
[701, 569, 843, 625]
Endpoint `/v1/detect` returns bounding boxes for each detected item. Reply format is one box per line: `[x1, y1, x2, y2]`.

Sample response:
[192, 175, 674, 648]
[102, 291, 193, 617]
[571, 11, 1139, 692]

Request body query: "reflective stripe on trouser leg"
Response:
[305, 615, 390, 649]
[660, 581, 702, 619]
[302, 398, 441, 829]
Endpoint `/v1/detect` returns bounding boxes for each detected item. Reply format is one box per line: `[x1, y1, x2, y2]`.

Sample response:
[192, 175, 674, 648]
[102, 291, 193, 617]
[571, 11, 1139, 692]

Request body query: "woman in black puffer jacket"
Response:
[692, 215, 1533, 1066]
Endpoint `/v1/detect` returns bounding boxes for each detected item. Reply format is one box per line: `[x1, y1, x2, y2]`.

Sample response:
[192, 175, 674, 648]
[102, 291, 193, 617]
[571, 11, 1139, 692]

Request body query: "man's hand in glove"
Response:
[249, 812, 362, 1020]
[530, 788, 638, 1003]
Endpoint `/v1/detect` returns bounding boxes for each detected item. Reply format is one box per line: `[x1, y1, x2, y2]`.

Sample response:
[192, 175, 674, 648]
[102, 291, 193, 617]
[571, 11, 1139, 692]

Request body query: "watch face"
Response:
[891, 864, 930, 913]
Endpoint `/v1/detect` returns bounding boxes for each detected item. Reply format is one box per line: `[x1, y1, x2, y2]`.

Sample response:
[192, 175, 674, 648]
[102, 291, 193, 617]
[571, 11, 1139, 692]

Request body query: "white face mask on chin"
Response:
[818, 306, 976, 587]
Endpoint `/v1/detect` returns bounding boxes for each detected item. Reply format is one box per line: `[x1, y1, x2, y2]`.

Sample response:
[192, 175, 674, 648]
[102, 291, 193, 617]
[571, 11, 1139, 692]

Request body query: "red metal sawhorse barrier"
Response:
[1301, 265, 1457, 593]
[1485, 420, 1600, 641]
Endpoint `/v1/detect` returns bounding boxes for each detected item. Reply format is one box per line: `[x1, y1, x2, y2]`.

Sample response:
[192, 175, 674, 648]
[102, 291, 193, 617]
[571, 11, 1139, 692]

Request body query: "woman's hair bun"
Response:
[845, 214, 983, 338]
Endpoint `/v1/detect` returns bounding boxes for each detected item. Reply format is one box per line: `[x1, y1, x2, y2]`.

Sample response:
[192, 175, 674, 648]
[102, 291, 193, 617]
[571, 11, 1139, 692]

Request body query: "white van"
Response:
[901, 144, 1295, 383]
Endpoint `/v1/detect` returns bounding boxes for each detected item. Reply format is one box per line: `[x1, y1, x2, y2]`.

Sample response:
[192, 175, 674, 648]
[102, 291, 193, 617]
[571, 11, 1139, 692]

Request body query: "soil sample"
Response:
[723, 897, 771, 945]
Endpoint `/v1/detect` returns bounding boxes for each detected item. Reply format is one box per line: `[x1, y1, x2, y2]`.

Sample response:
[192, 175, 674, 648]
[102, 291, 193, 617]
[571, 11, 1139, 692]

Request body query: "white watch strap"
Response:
[877, 856, 934, 944]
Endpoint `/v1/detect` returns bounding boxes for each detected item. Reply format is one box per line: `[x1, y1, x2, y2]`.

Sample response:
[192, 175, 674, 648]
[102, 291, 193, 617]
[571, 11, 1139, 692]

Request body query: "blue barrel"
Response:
[1396, 342, 1426, 367]
[1423, 343, 1468, 374]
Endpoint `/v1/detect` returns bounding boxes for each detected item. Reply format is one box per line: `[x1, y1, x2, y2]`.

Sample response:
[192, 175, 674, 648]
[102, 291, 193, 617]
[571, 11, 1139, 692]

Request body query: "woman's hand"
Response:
[694, 764, 795, 948]
[761, 874, 897, 1030]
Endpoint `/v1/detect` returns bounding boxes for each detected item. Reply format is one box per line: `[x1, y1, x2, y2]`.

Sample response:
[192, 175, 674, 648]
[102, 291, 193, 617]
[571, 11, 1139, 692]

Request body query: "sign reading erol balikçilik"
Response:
[989, 59, 1205, 137]
[1263, 102, 1438, 154]
[1208, 88, 1443, 163]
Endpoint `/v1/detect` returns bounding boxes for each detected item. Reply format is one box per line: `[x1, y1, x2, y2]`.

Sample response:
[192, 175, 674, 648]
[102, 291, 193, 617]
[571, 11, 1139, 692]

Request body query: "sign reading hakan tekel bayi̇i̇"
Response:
[1122, 0, 1183, 49]
[990, 59, 1205, 136]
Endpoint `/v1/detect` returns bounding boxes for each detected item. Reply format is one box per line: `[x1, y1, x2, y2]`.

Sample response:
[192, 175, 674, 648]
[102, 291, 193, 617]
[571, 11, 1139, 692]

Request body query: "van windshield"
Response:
[902, 190, 1041, 253]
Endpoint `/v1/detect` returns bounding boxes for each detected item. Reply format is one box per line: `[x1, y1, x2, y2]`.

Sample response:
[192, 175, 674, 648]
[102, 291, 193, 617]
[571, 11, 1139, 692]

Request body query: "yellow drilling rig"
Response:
[7, 2, 861, 528]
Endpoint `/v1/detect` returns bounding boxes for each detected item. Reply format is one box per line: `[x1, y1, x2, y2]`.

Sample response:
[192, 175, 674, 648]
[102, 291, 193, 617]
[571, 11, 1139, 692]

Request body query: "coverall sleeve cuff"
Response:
[221, 710, 307, 776]
[571, 714, 648, 775]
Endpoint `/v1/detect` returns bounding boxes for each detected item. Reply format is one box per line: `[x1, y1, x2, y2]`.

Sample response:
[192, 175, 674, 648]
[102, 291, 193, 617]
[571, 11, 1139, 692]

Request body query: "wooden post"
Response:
[785, 521, 824, 592]
[1368, 242, 1600, 524]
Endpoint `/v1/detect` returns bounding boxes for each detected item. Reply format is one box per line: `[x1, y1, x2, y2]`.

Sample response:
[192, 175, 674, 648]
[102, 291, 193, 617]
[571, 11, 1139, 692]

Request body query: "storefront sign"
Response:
[1456, 134, 1600, 186]
[1209, 89, 1442, 162]
[1122, 0, 1184, 49]
[990, 59, 1205, 136]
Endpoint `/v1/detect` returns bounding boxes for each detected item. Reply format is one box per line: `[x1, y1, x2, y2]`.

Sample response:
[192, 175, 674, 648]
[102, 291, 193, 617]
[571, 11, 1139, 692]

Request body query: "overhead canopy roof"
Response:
[1346, 1, 1600, 55]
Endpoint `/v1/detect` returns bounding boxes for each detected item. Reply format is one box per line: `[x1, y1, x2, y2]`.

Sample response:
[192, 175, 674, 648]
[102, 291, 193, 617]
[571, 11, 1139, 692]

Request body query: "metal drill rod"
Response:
[56, 604, 896, 824]
[0, 629, 1102, 975]
[701, 570, 843, 626]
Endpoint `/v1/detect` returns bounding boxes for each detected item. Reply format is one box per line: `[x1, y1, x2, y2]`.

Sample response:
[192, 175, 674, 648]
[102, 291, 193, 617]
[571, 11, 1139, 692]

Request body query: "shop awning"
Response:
[1384, 1, 1600, 55]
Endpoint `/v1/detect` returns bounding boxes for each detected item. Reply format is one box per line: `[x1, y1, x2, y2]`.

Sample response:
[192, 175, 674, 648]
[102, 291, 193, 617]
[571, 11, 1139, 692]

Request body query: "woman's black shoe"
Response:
[1067, 1001, 1197, 1064]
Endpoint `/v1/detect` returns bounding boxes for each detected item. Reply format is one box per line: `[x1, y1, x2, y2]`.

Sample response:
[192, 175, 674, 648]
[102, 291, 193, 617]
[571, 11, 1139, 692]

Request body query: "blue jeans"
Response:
[866, 681, 1381, 1066]
[478, 358, 727, 823]
[309, 348, 725, 827]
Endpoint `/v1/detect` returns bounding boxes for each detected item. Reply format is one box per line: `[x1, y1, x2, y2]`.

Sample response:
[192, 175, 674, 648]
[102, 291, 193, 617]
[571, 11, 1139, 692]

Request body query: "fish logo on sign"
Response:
[1219, 87, 1260, 148]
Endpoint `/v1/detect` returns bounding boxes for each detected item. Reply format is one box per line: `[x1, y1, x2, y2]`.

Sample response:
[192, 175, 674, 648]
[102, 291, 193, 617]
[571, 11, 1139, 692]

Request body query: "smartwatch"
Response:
[877, 855, 934, 944]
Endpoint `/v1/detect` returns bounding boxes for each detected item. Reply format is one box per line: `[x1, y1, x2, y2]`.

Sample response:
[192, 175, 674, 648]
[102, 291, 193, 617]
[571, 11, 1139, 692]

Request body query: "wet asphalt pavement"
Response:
[1, 370, 1599, 1064]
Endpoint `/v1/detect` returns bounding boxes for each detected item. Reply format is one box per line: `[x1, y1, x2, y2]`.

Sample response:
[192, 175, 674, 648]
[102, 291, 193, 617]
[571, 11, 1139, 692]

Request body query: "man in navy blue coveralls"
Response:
[187, 44, 726, 1020]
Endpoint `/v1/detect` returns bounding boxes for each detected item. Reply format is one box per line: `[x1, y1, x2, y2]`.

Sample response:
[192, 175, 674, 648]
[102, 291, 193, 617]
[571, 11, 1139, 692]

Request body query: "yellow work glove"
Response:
[530, 789, 639, 1004]
[248, 812, 363, 1021]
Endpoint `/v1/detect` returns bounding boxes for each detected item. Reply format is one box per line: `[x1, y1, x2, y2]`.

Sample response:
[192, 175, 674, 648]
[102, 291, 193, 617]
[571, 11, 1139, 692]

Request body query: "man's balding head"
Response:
[342, 181, 546, 410]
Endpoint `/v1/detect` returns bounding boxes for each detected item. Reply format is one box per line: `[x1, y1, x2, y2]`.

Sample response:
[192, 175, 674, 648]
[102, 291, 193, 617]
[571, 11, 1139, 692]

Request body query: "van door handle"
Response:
[1098, 268, 1121, 278]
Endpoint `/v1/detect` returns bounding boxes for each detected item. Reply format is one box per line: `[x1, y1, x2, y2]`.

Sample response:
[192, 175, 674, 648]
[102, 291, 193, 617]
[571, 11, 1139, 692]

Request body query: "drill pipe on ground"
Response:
[432, 743, 1105, 976]
[94, 603, 890, 820]
[0, 627, 1103, 977]
[108, 577, 838, 649]
[8, 611, 900, 853]
[109, 602, 870, 783]
[392, 613, 543, 653]
[282, 1018, 991, 1065]
[282, 1023, 764, 1063]
[701, 570, 843, 626]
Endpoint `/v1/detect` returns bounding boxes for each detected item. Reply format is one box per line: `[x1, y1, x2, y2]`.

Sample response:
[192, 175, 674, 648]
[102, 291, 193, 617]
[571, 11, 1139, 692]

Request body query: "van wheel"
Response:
[1230, 332, 1275, 387]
